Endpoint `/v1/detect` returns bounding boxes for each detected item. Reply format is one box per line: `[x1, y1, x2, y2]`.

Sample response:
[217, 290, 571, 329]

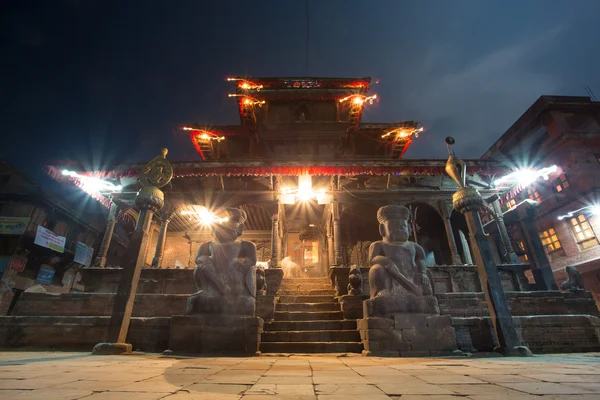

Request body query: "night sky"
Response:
[2, 0, 600, 180]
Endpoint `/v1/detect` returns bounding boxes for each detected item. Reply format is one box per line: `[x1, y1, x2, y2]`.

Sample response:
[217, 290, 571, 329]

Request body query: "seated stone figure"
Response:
[366, 205, 436, 316]
[186, 208, 257, 316]
[561, 265, 585, 291]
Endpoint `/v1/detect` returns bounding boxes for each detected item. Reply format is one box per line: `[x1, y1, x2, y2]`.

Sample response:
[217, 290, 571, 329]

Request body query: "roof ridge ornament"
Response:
[140, 148, 173, 188]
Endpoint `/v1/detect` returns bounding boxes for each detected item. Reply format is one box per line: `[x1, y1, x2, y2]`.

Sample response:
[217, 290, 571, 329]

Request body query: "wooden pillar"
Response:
[93, 201, 120, 268]
[445, 142, 530, 356]
[93, 186, 164, 354]
[490, 198, 519, 264]
[332, 200, 343, 266]
[151, 212, 173, 268]
[439, 200, 462, 265]
[327, 214, 335, 267]
[509, 201, 558, 290]
[270, 214, 280, 267]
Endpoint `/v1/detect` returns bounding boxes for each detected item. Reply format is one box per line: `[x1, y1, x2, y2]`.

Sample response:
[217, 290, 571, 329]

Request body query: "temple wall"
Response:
[161, 232, 193, 268]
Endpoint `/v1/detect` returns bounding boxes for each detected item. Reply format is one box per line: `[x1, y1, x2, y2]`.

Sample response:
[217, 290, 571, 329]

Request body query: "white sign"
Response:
[34, 226, 66, 253]
[74, 242, 94, 266]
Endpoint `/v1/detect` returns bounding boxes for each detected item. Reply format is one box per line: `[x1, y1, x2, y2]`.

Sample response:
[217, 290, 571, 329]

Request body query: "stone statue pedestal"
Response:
[339, 294, 368, 320]
[359, 313, 458, 357]
[359, 295, 458, 356]
[169, 315, 263, 355]
[265, 268, 284, 296]
[256, 295, 277, 321]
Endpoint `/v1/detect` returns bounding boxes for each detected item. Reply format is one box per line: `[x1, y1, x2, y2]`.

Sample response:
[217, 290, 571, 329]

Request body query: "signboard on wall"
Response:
[34, 225, 66, 253]
[36, 266, 55, 285]
[0, 217, 30, 235]
[74, 242, 94, 266]
[8, 255, 27, 272]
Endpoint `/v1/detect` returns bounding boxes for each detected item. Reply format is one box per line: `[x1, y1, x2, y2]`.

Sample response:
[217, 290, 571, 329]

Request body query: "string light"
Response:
[181, 208, 229, 226]
[557, 205, 600, 221]
[494, 165, 558, 187]
[339, 94, 377, 105]
[226, 77, 263, 91]
[62, 170, 122, 193]
[228, 94, 266, 107]
[182, 128, 226, 142]
[381, 127, 424, 140]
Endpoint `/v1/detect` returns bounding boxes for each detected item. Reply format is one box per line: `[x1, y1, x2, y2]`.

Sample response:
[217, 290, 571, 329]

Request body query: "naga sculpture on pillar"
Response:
[366, 205, 438, 316]
[186, 208, 257, 316]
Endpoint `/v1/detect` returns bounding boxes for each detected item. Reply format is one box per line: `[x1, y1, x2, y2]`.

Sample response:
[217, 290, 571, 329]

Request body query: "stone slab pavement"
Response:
[1, 351, 600, 399]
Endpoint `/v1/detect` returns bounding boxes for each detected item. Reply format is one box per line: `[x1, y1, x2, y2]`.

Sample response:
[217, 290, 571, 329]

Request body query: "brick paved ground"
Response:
[1, 351, 600, 399]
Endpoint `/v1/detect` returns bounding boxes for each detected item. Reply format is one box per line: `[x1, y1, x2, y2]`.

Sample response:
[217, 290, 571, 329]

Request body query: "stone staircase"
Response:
[260, 277, 363, 353]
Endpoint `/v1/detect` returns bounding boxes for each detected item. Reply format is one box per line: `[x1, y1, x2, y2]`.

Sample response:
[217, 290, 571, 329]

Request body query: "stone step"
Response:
[278, 295, 336, 303]
[265, 320, 357, 332]
[262, 330, 360, 343]
[277, 289, 336, 296]
[281, 278, 331, 284]
[279, 283, 332, 291]
[274, 311, 343, 321]
[260, 341, 363, 353]
[276, 303, 340, 312]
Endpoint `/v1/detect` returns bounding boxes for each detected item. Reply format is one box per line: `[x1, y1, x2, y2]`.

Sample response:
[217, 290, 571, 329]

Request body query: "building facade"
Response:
[0, 162, 128, 314]
[482, 96, 600, 304]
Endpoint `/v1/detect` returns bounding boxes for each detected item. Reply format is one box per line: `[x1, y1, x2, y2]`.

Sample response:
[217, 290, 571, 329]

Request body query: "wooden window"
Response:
[554, 174, 570, 193]
[539, 228, 565, 259]
[53, 221, 68, 237]
[570, 214, 599, 250]
[528, 185, 542, 204]
[506, 199, 516, 209]
[518, 241, 529, 262]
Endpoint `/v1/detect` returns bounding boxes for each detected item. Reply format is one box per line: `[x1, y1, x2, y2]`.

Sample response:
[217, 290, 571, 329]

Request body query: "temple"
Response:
[1, 78, 599, 355]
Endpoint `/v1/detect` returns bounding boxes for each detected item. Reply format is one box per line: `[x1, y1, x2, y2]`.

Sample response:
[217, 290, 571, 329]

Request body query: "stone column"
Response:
[458, 230, 474, 265]
[270, 214, 279, 267]
[490, 198, 519, 264]
[439, 200, 462, 265]
[445, 140, 530, 356]
[93, 201, 120, 268]
[332, 201, 343, 266]
[506, 200, 558, 291]
[93, 186, 164, 355]
[151, 212, 173, 268]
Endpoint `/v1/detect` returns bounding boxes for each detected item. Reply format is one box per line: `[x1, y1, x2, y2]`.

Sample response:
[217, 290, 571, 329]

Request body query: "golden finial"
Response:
[140, 148, 173, 188]
[445, 137, 466, 189]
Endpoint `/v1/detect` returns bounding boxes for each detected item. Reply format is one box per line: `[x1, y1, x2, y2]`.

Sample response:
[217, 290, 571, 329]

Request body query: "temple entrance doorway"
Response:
[404, 201, 452, 266]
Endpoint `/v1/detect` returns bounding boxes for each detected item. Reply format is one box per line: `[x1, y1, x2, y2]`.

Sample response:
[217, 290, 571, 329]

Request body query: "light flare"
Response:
[557, 204, 600, 220]
[61, 170, 122, 193]
[494, 165, 558, 187]
[181, 208, 229, 226]
[339, 94, 377, 105]
[381, 126, 424, 140]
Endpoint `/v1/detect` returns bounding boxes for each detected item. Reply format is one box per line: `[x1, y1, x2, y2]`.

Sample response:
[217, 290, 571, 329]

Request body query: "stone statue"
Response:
[561, 266, 585, 291]
[256, 265, 267, 296]
[348, 265, 363, 295]
[186, 208, 257, 316]
[368, 205, 433, 298]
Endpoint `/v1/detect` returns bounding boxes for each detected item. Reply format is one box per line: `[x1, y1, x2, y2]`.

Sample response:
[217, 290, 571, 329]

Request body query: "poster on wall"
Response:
[9, 255, 27, 272]
[0, 217, 30, 235]
[74, 242, 94, 266]
[36, 266, 55, 285]
[34, 225, 66, 253]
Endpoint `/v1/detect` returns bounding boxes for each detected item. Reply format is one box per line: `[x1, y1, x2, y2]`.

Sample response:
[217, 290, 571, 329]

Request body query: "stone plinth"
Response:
[79, 267, 196, 294]
[454, 315, 600, 354]
[358, 313, 457, 357]
[363, 295, 440, 318]
[256, 295, 277, 321]
[168, 315, 263, 355]
[0, 316, 170, 352]
[339, 294, 368, 320]
[265, 268, 284, 296]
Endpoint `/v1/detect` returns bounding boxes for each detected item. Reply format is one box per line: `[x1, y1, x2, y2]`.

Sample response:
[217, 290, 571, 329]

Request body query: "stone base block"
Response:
[256, 295, 277, 321]
[364, 295, 440, 318]
[359, 313, 457, 357]
[340, 295, 368, 320]
[168, 315, 263, 355]
[0, 316, 170, 352]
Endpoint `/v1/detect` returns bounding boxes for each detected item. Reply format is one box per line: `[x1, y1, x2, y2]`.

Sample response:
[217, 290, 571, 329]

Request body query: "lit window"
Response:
[554, 174, 570, 193]
[518, 241, 529, 262]
[528, 186, 542, 204]
[539, 228, 565, 259]
[506, 199, 516, 209]
[570, 214, 599, 250]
